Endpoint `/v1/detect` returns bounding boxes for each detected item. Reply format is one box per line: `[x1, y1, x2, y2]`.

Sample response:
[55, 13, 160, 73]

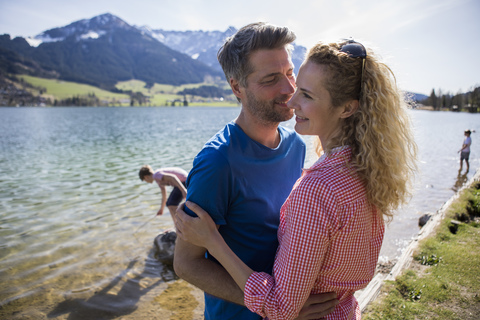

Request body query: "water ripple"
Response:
[0, 107, 478, 316]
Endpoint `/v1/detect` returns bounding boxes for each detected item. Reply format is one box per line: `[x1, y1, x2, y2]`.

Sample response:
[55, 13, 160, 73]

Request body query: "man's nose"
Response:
[287, 91, 299, 110]
[279, 76, 296, 95]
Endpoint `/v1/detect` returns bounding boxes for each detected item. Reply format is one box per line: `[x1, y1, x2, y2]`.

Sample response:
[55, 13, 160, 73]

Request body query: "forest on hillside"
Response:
[418, 86, 480, 112]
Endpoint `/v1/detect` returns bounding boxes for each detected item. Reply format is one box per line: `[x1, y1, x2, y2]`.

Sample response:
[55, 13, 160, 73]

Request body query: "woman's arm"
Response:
[174, 233, 246, 305]
[244, 187, 331, 320]
[175, 200, 338, 320]
[175, 201, 254, 290]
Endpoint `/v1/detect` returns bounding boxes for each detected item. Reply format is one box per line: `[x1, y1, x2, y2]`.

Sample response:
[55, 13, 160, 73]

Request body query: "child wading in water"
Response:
[139, 165, 187, 220]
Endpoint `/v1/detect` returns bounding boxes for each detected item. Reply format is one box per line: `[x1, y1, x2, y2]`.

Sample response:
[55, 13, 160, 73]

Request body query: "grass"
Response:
[19, 75, 129, 101]
[19, 76, 238, 107]
[363, 181, 480, 320]
[116, 79, 238, 107]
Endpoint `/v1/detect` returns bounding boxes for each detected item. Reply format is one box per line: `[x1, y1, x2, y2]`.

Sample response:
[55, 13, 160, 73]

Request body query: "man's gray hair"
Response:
[217, 22, 296, 87]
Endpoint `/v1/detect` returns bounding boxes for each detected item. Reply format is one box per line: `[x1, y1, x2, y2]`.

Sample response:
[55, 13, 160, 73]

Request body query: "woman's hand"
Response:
[175, 201, 221, 249]
[176, 202, 254, 292]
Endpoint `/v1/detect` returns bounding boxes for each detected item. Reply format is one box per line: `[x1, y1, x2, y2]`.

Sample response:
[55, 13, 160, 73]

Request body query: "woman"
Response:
[175, 39, 417, 319]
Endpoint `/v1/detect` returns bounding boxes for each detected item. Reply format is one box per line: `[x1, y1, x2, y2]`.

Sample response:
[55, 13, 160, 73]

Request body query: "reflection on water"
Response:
[453, 170, 470, 193]
[0, 107, 479, 318]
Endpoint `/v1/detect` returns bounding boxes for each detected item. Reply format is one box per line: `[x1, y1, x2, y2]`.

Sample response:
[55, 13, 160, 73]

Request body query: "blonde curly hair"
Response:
[307, 41, 417, 219]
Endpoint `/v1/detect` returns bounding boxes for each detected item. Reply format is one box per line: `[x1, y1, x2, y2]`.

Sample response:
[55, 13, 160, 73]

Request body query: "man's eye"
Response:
[302, 92, 312, 99]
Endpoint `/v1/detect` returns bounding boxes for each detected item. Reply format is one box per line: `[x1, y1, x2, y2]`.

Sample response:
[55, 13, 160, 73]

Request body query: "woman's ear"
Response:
[340, 100, 359, 118]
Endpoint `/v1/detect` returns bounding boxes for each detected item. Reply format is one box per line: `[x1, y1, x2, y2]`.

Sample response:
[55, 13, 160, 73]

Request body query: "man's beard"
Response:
[244, 90, 293, 125]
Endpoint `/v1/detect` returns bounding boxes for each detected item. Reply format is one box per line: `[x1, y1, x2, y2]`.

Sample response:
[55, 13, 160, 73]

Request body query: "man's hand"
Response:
[295, 292, 339, 320]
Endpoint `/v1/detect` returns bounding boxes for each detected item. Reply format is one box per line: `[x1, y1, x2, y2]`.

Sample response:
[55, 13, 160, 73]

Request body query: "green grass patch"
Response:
[18, 76, 237, 107]
[363, 182, 480, 320]
[115, 79, 237, 107]
[19, 75, 129, 101]
[115, 79, 228, 95]
[116, 79, 151, 93]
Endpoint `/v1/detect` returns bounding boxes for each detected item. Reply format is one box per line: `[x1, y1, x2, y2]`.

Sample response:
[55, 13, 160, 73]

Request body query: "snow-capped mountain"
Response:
[26, 13, 132, 47]
[139, 26, 236, 73]
[140, 26, 307, 74]
[0, 13, 222, 88]
[1, 13, 307, 89]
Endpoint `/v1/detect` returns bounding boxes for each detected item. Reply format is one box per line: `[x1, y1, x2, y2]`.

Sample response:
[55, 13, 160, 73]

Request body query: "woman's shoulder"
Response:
[303, 160, 366, 203]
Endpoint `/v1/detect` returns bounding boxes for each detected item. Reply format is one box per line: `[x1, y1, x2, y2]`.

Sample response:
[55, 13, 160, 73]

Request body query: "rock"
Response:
[448, 220, 461, 234]
[376, 260, 396, 274]
[153, 230, 177, 265]
[418, 213, 432, 227]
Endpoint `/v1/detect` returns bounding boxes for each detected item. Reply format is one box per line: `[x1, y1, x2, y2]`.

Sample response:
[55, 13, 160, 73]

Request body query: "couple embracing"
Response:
[173, 22, 417, 320]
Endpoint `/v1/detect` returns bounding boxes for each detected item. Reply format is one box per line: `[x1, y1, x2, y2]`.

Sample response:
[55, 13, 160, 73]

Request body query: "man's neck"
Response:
[235, 110, 280, 149]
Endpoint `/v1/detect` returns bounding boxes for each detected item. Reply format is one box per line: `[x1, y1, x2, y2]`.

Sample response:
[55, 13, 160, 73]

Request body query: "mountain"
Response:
[139, 27, 235, 74]
[0, 44, 57, 78]
[1, 13, 311, 93]
[141, 27, 307, 75]
[410, 92, 428, 102]
[0, 13, 222, 89]
[0, 13, 308, 91]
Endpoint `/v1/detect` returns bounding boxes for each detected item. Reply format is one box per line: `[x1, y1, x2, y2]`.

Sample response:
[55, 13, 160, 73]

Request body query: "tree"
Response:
[429, 89, 437, 110]
[452, 91, 465, 109]
[470, 86, 480, 113]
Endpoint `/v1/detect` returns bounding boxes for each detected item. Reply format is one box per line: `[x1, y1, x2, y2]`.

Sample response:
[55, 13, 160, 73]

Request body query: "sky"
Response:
[0, 0, 479, 95]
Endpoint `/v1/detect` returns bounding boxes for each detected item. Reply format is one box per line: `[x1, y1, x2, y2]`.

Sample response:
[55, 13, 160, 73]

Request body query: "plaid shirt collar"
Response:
[307, 145, 352, 171]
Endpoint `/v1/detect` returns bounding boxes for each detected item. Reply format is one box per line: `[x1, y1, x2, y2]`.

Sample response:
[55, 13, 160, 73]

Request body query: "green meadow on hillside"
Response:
[19, 75, 237, 107]
[116, 79, 237, 107]
[19, 75, 129, 103]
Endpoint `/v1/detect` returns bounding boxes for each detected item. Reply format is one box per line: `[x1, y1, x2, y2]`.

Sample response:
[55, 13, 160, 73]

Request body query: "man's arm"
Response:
[173, 235, 245, 305]
[173, 148, 246, 303]
[295, 293, 338, 320]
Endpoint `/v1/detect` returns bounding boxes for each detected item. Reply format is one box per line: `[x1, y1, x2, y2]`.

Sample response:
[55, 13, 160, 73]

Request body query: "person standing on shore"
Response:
[459, 129, 472, 173]
[175, 39, 418, 319]
[173, 22, 338, 319]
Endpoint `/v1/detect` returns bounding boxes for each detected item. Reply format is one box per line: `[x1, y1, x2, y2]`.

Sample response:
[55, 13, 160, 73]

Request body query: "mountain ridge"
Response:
[0, 13, 223, 89]
[1, 13, 428, 98]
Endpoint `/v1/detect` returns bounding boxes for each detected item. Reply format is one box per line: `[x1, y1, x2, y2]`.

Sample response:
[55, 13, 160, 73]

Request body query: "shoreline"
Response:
[357, 167, 480, 311]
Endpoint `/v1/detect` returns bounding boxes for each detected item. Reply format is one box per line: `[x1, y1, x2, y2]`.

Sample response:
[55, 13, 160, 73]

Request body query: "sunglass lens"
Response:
[340, 43, 366, 58]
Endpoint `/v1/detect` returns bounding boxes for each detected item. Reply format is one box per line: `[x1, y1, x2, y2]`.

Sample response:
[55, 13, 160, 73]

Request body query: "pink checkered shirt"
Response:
[244, 146, 385, 320]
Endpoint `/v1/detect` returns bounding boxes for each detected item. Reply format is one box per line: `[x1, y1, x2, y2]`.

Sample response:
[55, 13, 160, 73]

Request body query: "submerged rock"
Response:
[154, 230, 177, 265]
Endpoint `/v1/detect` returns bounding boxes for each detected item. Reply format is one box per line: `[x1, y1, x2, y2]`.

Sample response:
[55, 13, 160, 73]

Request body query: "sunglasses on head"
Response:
[340, 39, 366, 97]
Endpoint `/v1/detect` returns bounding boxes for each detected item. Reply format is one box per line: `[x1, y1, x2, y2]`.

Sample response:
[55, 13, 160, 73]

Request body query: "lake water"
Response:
[0, 107, 479, 318]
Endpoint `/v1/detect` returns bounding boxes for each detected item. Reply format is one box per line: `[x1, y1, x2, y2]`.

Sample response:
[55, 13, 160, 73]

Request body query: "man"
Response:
[174, 22, 337, 319]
